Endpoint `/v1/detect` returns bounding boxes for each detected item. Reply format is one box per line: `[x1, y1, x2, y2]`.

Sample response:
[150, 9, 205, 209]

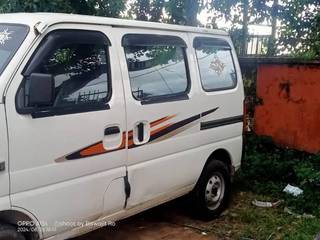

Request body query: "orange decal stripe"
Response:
[80, 131, 126, 157]
[80, 142, 106, 157]
[128, 138, 135, 148]
[150, 115, 176, 128]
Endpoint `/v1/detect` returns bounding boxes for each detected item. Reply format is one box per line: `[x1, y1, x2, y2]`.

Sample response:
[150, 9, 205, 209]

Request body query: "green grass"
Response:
[196, 134, 320, 239]
[202, 191, 320, 240]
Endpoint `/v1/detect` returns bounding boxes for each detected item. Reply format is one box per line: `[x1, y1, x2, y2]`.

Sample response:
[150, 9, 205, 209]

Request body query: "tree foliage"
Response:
[277, 0, 320, 58]
[0, 0, 126, 17]
[127, 0, 165, 22]
[164, 0, 204, 26]
[128, 0, 204, 26]
[208, 0, 271, 24]
[0, 0, 318, 58]
[206, 0, 319, 58]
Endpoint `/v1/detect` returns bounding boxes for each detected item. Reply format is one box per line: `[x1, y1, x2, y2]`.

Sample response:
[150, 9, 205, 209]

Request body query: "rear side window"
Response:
[17, 30, 111, 116]
[194, 37, 237, 91]
[123, 34, 190, 103]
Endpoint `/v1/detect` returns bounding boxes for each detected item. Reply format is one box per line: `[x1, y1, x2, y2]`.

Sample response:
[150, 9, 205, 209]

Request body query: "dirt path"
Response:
[74, 198, 218, 240]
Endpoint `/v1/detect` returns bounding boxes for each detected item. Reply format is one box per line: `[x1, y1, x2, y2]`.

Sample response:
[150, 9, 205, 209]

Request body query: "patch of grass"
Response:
[202, 191, 320, 240]
[283, 219, 320, 240]
[238, 134, 320, 216]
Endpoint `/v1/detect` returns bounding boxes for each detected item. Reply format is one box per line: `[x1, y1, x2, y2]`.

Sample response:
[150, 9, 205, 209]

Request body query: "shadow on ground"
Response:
[73, 197, 216, 240]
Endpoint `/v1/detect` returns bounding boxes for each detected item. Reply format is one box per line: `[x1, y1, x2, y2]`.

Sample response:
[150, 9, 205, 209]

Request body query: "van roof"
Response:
[0, 12, 228, 36]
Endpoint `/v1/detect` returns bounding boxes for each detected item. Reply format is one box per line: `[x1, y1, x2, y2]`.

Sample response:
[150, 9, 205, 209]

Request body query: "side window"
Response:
[122, 34, 190, 103]
[17, 30, 111, 115]
[194, 37, 237, 91]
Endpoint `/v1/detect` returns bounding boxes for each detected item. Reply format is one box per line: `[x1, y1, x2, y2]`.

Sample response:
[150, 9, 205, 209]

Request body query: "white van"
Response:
[0, 13, 244, 240]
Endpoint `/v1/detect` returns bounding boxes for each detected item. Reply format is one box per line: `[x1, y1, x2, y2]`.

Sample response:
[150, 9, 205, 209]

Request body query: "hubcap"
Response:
[205, 173, 225, 210]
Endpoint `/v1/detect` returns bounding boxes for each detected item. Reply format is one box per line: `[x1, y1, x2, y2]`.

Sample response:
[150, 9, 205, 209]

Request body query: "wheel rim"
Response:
[205, 172, 225, 210]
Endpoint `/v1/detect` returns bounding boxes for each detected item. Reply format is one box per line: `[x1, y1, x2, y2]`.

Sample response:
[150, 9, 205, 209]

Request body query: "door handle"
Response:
[133, 121, 150, 144]
[137, 122, 144, 142]
[104, 126, 120, 136]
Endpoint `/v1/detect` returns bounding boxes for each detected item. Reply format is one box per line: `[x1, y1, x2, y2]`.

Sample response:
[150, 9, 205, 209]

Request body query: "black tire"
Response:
[191, 160, 231, 220]
[0, 223, 25, 240]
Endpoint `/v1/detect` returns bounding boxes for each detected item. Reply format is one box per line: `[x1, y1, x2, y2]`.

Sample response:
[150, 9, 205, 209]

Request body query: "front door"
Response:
[5, 25, 126, 237]
[0, 104, 9, 209]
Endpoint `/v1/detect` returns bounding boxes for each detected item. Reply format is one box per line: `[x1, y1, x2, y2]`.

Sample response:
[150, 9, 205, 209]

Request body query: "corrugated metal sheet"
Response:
[254, 64, 320, 153]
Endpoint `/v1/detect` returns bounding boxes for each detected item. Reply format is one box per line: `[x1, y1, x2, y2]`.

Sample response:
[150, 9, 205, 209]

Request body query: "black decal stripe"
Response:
[149, 114, 200, 142]
[66, 141, 102, 160]
[64, 107, 220, 159]
[129, 107, 219, 149]
[65, 141, 124, 160]
[129, 114, 201, 149]
[201, 107, 219, 117]
[200, 115, 243, 130]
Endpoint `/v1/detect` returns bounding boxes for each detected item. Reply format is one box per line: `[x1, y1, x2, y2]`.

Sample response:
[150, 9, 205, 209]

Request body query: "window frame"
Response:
[194, 37, 238, 92]
[122, 34, 191, 105]
[15, 29, 112, 118]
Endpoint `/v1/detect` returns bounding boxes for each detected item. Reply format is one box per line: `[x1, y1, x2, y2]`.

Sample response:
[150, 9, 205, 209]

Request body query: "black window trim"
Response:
[122, 34, 187, 47]
[194, 37, 238, 92]
[15, 29, 112, 118]
[123, 33, 191, 105]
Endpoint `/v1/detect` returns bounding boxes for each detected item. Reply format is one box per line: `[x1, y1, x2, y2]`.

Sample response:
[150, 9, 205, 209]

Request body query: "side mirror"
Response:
[28, 73, 54, 107]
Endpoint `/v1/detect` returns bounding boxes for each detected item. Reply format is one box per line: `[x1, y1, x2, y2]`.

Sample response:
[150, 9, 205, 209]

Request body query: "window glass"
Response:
[42, 44, 109, 107]
[19, 30, 111, 114]
[195, 42, 236, 91]
[124, 43, 189, 101]
[0, 24, 29, 76]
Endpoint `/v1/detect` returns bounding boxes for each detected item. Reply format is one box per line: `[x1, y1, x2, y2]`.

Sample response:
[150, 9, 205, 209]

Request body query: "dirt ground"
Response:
[74, 197, 218, 240]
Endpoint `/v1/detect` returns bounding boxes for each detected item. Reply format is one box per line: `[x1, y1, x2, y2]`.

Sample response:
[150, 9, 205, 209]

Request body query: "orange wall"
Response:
[255, 64, 320, 153]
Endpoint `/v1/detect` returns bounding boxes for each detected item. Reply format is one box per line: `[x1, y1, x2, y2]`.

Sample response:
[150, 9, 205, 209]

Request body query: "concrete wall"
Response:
[254, 63, 320, 153]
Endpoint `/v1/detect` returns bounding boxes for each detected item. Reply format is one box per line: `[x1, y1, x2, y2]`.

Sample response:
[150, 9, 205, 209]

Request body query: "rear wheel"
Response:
[0, 223, 25, 240]
[191, 160, 231, 220]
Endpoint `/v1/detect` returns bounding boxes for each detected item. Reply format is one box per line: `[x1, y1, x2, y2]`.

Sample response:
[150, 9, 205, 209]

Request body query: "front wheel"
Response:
[0, 224, 25, 240]
[191, 160, 231, 220]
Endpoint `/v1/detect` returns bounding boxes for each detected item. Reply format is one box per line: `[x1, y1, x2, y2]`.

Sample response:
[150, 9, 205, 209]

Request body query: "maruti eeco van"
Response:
[0, 13, 244, 240]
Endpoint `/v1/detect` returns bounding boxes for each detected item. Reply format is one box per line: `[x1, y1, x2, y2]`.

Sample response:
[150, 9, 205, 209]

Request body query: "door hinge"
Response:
[123, 170, 131, 208]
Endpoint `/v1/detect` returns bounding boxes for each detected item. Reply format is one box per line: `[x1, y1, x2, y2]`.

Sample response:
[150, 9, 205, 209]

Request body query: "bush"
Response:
[238, 134, 320, 216]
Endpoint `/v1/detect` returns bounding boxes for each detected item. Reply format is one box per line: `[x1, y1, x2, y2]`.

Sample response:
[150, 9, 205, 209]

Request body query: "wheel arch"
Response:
[202, 148, 233, 177]
[0, 209, 41, 240]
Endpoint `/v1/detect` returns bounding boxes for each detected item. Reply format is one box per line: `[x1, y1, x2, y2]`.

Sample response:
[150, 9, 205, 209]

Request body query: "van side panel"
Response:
[116, 28, 243, 209]
[190, 33, 244, 169]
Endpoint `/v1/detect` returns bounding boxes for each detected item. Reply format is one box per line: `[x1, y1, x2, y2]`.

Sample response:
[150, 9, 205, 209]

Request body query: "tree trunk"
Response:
[185, 0, 199, 26]
[242, 0, 249, 56]
[267, 0, 278, 56]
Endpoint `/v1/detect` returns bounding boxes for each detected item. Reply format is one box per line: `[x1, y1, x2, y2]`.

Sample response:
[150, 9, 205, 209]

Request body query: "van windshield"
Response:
[0, 24, 29, 76]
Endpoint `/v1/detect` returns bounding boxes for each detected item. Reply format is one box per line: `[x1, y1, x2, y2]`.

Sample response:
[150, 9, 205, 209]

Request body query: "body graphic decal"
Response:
[56, 107, 219, 162]
[56, 132, 127, 162]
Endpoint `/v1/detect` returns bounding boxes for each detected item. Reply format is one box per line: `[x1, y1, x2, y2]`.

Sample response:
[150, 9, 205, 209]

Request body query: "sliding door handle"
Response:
[133, 121, 150, 145]
[104, 126, 120, 136]
[137, 122, 144, 142]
